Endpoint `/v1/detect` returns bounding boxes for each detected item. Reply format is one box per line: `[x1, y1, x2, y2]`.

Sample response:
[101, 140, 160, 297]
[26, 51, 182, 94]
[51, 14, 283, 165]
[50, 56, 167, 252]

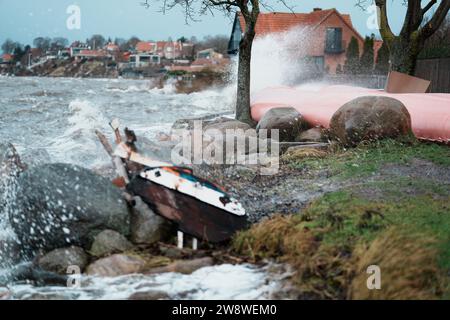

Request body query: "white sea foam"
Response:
[45, 99, 111, 167]
[9, 264, 279, 300]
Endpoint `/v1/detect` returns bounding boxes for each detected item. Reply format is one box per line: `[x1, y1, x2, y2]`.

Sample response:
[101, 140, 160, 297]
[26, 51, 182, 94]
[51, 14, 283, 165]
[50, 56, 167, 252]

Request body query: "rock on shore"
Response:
[86, 254, 146, 277]
[9, 163, 130, 255]
[89, 230, 134, 258]
[36, 246, 89, 274]
[330, 96, 412, 146]
[256, 107, 309, 142]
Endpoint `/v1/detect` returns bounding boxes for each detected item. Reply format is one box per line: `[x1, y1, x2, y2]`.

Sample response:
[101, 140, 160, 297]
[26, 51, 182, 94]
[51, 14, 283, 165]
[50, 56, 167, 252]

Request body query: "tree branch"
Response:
[420, 0, 450, 40]
[374, 0, 395, 42]
[400, 0, 423, 36]
[422, 0, 437, 15]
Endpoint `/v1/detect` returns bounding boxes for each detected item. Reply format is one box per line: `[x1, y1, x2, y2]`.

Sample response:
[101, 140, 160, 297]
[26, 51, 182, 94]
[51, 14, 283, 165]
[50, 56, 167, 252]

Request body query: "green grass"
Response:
[300, 190, 450, 267]
[235, 139, 450, 298]
[289, 139, 450, 179]
[233, 183, 450, 299]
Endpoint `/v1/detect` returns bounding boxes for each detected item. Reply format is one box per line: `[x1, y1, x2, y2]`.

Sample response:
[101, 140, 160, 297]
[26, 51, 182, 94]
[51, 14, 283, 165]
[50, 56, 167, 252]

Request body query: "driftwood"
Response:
[95, 130, 113, 157]
[95, 129, 129, 184]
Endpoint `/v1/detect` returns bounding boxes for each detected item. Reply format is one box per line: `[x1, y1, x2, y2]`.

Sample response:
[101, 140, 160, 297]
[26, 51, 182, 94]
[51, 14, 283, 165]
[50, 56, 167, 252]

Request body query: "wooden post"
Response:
[192, 237, 198, 251]
[95, 129, 129, 184]
[177, 231, 184, 249]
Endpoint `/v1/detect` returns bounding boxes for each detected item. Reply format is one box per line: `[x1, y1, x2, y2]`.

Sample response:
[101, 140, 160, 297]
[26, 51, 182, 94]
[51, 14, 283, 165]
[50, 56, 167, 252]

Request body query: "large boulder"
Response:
[89, 230, 134, 258]
[256, 107, 309, 142]
[36, 246, 89, 274]
[330, 96, 412, 146]
[130, 197, 172, 245]
[203, 119, 257, 163]
[9, 163, 130, 255]
[171, 118, 258, 165]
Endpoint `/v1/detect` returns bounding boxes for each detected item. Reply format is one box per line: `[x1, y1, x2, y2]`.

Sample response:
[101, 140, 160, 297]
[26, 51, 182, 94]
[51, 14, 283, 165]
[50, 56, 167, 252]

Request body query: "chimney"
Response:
[313, 8, 322, 12]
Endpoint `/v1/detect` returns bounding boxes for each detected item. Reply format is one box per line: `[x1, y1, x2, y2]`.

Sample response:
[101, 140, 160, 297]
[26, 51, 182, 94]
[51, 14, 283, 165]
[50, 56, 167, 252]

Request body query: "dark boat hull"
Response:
[127, 176, 248, 243]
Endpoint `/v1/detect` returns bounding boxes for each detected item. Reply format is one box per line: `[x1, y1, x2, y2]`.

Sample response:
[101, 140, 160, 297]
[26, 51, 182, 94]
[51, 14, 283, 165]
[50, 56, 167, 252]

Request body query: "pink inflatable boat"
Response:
[251, 85, 450, 143]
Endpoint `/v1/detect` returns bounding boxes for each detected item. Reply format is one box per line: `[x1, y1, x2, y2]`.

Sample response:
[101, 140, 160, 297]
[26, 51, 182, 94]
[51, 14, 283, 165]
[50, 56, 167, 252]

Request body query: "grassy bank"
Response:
[286, 138, 450, 178]
[232, 139, 450, 299]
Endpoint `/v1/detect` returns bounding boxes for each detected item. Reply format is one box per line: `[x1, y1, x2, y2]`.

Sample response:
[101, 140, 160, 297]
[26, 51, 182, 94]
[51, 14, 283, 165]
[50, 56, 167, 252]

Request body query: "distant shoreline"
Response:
[0, 70, 230, 94]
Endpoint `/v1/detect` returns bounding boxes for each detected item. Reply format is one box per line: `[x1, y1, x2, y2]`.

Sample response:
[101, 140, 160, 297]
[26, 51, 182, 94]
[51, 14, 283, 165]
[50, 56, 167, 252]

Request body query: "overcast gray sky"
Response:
[0, 0, 443, 46]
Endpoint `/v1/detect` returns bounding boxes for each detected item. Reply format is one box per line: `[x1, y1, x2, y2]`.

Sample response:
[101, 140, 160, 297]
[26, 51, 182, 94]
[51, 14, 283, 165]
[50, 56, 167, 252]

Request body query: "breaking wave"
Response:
[46, 99, 111, 167]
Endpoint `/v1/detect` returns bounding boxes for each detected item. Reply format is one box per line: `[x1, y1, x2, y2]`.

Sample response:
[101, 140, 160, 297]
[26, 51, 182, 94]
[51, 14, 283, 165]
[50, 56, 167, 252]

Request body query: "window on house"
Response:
[325, 28, 343, 53]
[305, 56, 325, 73]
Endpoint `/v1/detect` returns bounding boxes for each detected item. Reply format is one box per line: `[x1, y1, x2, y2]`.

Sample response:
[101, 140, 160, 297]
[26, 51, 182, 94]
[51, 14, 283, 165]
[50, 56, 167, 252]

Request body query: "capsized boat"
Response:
[105, 124, 248, 244]
[127, 165, 248, 243]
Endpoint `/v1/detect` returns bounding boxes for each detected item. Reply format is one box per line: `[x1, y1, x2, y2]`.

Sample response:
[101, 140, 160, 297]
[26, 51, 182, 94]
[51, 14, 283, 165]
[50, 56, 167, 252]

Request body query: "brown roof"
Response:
[79, 50, 106, 57]
[238, 9, 362, 40]
[136, 41, 155, 52]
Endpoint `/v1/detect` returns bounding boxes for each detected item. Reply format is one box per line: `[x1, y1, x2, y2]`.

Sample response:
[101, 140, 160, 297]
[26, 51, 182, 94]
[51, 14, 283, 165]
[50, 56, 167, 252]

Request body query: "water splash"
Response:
[0, 168, 22, 270]
[46, 99, 111, 167]
[249, 27, 319, 92]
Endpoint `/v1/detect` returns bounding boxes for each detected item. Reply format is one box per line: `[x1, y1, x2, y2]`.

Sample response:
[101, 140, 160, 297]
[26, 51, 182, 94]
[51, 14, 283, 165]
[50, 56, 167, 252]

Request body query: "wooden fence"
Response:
[415, 58, 450, 93]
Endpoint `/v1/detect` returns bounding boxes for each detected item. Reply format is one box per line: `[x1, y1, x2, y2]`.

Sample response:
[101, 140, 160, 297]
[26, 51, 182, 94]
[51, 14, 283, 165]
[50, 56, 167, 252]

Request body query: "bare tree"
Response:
[88, 35, 106, 50]
[194, 35, 230, 55]
[120, 36, 141, 51]
[51, 37, 69, 50]
[33, 37, 51, 52]
[357, 0, 450, 75]
[143, 0, 292, 126]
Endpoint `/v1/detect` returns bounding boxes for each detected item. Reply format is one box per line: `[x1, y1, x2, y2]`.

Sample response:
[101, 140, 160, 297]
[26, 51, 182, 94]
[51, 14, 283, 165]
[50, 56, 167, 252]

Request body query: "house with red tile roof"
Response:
[157, 41, 183, 59]
[75, 50, 107, 59]
[135, 41, 194, 60]
[136, 41, 157, 54]
[0, 53, 14, 64]
[228, 8, 381, 74]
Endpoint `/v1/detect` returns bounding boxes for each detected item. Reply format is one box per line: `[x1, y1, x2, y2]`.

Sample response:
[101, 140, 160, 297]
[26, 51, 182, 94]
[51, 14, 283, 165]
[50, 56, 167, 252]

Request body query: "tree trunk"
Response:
[389, 35, 423, 75]
[235, 27, 256, 126]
